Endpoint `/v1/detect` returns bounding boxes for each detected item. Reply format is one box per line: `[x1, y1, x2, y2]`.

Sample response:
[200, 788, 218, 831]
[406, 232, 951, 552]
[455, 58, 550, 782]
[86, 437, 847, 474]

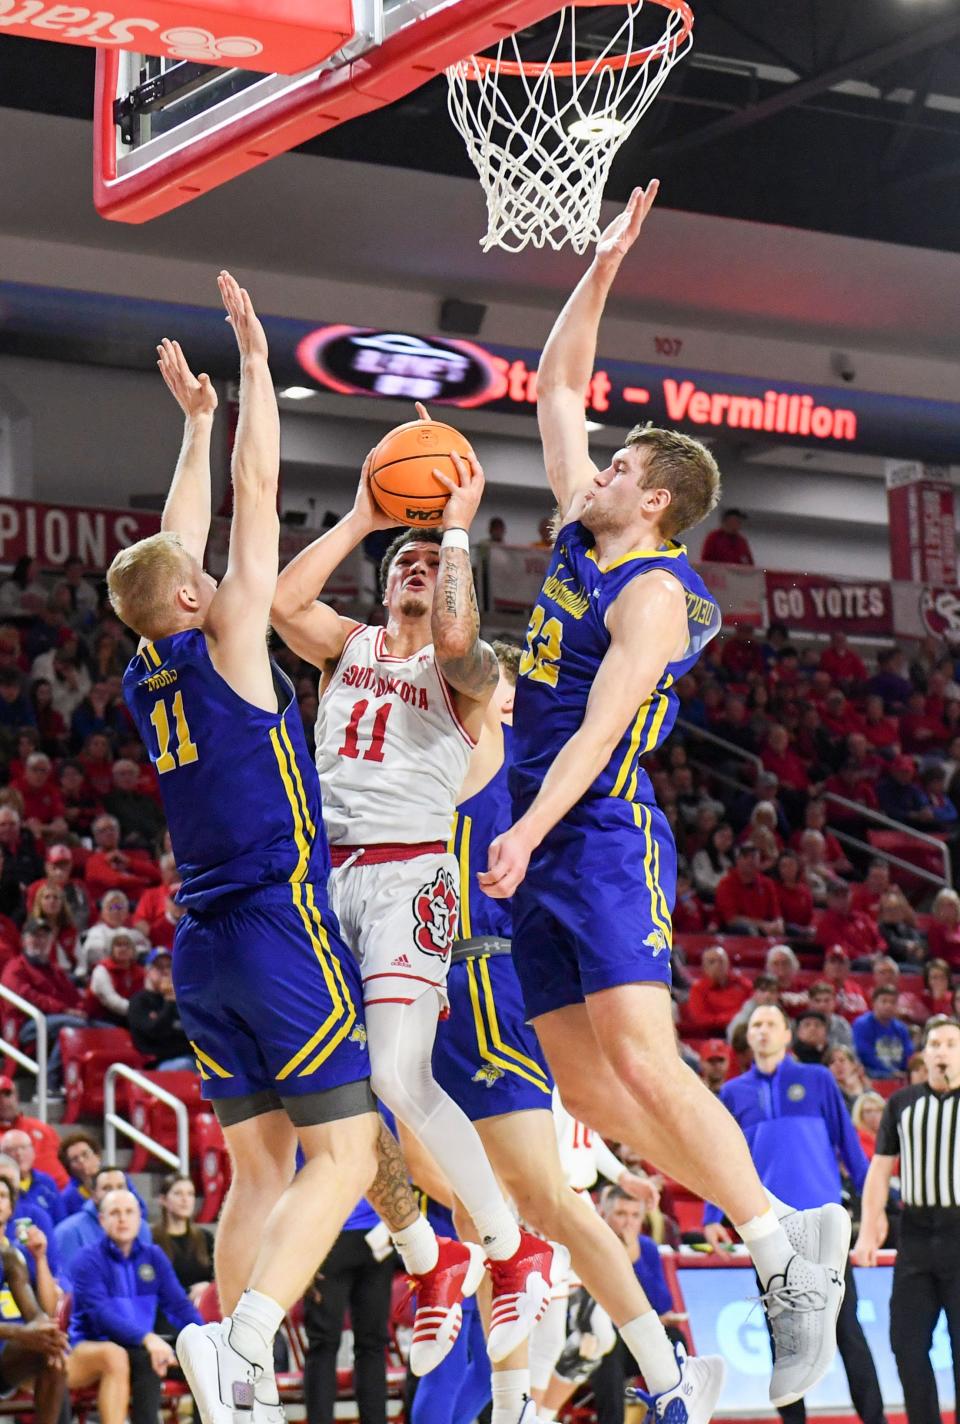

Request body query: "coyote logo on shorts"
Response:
[643, 928, 668, 956]
[413, 868, 458, 958]
[473, 1064, 504, 1088]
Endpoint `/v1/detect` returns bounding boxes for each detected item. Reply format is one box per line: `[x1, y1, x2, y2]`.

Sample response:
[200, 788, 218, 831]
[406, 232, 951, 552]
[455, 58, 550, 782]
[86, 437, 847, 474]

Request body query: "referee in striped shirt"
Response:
[853, 1015, 960, 1424]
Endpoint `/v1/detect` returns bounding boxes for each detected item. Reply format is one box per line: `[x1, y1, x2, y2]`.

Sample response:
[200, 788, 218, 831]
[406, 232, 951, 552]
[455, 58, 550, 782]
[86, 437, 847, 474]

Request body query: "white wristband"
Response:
[441, 527, 470, 553]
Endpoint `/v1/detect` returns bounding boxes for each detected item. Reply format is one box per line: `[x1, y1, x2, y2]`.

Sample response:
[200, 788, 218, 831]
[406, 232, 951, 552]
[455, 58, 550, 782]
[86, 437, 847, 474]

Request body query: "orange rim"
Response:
[460, 0, 693, 79]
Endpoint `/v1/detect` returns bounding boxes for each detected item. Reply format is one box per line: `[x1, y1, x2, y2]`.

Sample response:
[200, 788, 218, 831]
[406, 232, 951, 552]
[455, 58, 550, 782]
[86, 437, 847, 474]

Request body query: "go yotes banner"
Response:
[763, 571, 892, 635]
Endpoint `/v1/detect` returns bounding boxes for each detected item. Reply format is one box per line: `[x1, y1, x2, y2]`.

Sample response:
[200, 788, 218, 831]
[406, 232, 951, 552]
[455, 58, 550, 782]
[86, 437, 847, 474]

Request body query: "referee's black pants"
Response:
[304, 1228, 396, 1424]
[777, 1263, 886, 1424]
[890, 1218, 960, 1424]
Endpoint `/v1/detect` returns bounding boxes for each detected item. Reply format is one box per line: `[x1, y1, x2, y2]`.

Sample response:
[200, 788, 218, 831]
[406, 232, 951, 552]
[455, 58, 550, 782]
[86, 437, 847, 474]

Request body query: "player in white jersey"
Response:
[271, 424, 556, 1377]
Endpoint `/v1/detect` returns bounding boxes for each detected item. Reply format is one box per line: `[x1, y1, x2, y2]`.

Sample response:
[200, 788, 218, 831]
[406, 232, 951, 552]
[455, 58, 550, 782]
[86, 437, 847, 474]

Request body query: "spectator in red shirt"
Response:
[684, 946, 754, 1035]
[761, 724, 810, 794]
[11, 753, 66, 837]
[82, 931, 145, 1028]
[31, 881, 79, 973]
[820, 689, 865, 740]
[900, 692, 950, 755]
[672, 870, 708, 934]
[714, 844, 784, 936]
[77, 732, 115, 802]
[791, 800, 853, 874]
[132, 853, 179, 936]
[700, 509, 754, 565]
[822, 947, 869, 1021]
[876, 888, 925, 966]
[849, 860, 891, 917]
[819, 632, 867, 688]
[923, 958, 954, 1017]
[699, 1039, 734, 1094]
[84, 815, 160, 905]
[1, 918, 87, 1091]
[765, 944, 809, 1016]
[773, 850, 815, 939]
[862, 694, 901, 755]
[720, 623, 766, 682]
[0, 1077, 68, 1186]
[58, 760, 101, 841]
[927, 888, 960, 967]
[823, 759, 880, 822]
[815, 883, 885, 960]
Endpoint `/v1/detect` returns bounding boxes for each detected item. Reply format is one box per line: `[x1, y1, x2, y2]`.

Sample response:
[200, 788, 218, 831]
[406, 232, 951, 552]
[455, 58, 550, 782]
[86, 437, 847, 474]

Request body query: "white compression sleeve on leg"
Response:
[529, 1294, 569, 1392]
[365, 995, 520, 1259]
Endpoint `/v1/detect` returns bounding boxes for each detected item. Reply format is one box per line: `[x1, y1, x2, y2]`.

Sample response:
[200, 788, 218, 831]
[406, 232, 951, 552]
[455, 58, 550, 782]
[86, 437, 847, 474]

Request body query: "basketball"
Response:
[369, 419, 474, 527]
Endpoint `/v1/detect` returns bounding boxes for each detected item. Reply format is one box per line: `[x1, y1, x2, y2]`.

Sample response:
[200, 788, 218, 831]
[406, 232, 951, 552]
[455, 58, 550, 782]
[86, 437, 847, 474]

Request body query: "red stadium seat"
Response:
[194, 1112, 231, 1223]
[126, 1070, 208, 1171]
[60, 1027, 145, 1124]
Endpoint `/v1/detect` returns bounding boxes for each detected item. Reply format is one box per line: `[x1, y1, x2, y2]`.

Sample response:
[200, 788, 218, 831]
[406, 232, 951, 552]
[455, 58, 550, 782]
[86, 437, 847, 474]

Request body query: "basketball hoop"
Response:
[446, 0, 693, 253]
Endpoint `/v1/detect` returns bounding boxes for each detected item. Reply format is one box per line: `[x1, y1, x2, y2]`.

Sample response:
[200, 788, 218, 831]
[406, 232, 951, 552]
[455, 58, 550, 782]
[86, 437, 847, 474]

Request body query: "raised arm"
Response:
[480, 569, 686, 898]
[204, 272, 281, 711]
[431, 450, 498, 736]
[538, 181, 659, 518]
[156, 339, 217, 563]
[271, 451, 393, 673]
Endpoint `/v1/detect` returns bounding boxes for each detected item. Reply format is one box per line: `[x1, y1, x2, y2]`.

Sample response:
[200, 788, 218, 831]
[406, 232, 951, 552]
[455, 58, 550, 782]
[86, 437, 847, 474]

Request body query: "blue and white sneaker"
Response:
[626, 1342, 726, 1424]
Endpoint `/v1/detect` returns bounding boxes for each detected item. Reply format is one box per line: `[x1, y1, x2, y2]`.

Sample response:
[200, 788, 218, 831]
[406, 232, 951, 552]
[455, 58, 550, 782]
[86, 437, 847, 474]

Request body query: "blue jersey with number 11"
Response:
[122, 629, 332, 912]
[511, 522, 721, 811]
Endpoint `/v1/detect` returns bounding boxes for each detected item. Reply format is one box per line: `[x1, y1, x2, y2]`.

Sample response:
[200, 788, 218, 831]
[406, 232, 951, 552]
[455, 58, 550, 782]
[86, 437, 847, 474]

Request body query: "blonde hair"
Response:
[625, 424, 722, 539]
[851, 1091, 886, 1132]
[932, 888, 960, 926]
[107, 533, 193, 640]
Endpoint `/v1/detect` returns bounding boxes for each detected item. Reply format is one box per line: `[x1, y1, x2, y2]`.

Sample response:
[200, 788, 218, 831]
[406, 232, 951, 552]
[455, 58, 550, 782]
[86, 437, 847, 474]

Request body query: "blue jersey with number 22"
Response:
[511, 522, 721, 812]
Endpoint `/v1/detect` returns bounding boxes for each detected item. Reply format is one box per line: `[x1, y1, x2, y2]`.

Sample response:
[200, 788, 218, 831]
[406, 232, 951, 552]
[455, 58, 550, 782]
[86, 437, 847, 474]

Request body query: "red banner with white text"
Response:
[764, 571, 892, 636]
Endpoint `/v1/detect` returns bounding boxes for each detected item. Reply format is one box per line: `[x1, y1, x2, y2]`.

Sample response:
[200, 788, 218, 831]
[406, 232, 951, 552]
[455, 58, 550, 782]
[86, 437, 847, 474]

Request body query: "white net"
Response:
[446, 1, 692, 254]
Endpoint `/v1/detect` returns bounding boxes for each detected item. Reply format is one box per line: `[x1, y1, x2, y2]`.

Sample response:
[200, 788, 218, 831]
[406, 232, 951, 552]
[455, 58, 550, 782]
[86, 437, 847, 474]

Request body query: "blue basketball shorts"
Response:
[173, 882, 370, 1102]
[432, 949, 553, 1120]
[511, 797, 676, 1021]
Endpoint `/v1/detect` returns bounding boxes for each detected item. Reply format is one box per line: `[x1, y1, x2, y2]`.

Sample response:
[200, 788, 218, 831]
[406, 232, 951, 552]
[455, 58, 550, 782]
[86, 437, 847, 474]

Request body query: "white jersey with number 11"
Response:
[315, 624, 474, 846]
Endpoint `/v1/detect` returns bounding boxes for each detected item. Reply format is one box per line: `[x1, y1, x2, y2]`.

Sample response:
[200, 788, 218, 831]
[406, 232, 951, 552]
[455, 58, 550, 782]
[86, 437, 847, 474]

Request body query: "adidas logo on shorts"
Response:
[391, 953, 412, 969]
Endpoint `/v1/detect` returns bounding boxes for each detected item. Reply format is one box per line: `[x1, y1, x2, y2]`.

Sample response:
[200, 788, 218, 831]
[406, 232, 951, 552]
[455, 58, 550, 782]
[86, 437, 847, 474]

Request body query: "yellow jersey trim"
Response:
[190, 1042, 233, 1080]
[276, 884, 354, 1081]
[270, 727, 312, 884]
[279, 719, 317, 841]
[632, 804, 673, 947]
[452, 812, 473, 939]
[585, 540, 686, 573]
[466, 958, 551, 1093]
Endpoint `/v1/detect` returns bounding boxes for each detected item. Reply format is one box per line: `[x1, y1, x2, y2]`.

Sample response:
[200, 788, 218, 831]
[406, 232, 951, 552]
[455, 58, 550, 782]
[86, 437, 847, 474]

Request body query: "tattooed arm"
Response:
[431, 450, 498, 733]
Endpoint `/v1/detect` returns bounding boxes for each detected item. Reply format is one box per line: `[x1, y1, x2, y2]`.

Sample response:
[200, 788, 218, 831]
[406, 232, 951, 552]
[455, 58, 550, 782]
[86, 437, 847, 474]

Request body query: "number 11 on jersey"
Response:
[338, 699, 393, 762]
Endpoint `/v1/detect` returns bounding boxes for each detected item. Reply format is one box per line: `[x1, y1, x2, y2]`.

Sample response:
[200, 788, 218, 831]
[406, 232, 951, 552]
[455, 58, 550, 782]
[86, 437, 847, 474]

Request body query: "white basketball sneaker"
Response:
[177, 1319, 279, 1424]
[627, 1342, 727, 1424]
[762, 1250, 846, 1408]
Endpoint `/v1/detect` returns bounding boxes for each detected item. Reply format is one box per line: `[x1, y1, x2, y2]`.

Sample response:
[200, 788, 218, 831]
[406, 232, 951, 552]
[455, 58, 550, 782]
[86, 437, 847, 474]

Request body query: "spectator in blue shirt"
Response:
[0, 1154, 61, 1287]
[878, 757, 932, 828]
[705, 1004, 885, 1424]
[0, 1172, 68, 1424]
[853, 988, 914, 1080]
[0, 1130, 63, 1225]
[71, 1188, 201, 1424]
[58, 1130, 101, 1220]
[54, 1165, 151, 1282]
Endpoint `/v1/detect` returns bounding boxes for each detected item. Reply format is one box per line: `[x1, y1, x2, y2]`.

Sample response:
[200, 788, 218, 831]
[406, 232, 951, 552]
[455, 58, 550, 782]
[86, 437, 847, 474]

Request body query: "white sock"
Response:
[765, 1188, 794, 1219]
[229, 1289, 284, 1372]
[392, 1213, 439, 1276]
[738, 1206, 794, 1288]
[619, 1312, 679, 1395]
[472, 1205, 522, 1262]
[539, 1412, 558, 1423]
[491, 1368, 529, 1424]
